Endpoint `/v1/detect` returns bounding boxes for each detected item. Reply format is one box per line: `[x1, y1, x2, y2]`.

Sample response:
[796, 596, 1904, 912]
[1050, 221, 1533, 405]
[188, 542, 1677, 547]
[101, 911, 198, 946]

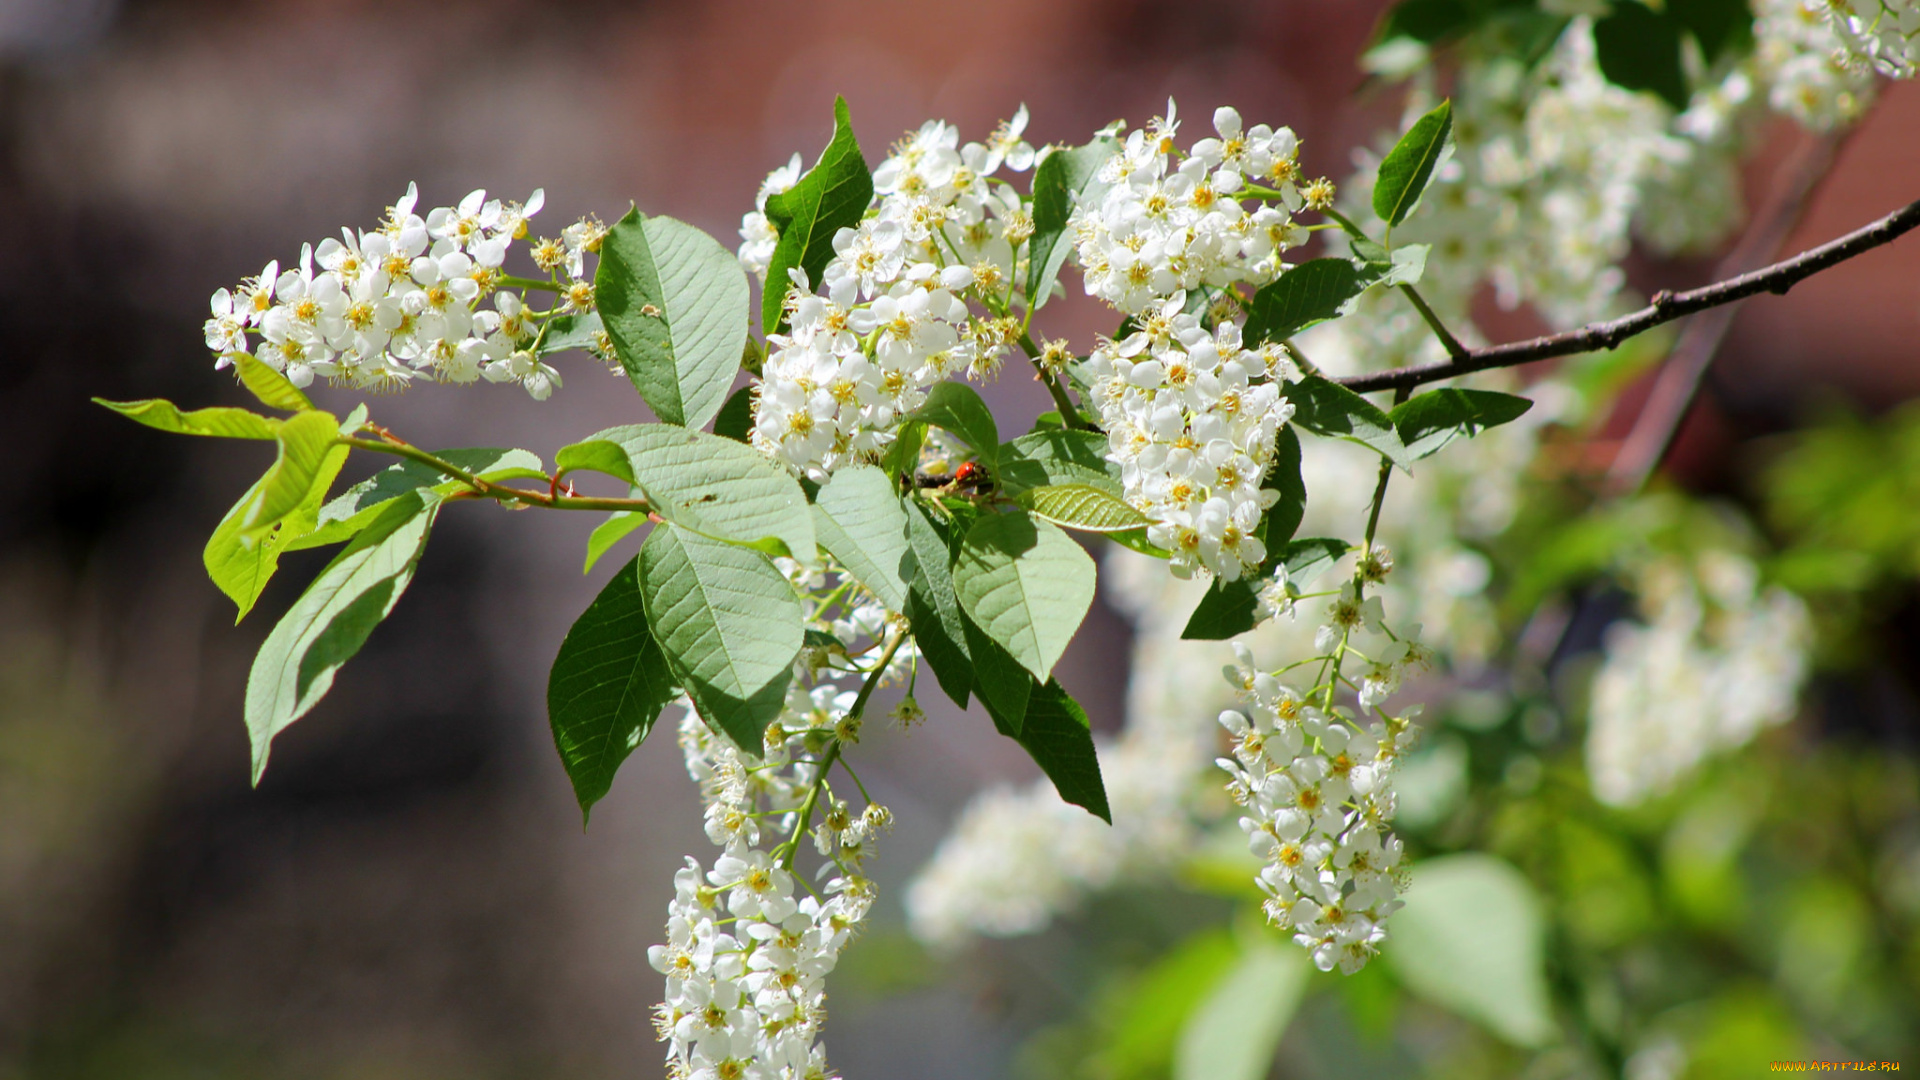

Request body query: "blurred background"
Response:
[2, 0, 1917, 1077]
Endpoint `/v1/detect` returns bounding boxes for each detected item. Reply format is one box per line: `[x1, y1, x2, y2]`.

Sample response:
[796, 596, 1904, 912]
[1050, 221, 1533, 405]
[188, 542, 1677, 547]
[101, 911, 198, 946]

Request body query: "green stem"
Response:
[497, 273, 562, 293]
[1017, 331, 1092, 430]
[340, 435, 651, 513]
[779, 629, 906, 871]
[1398, 284, 1469, 361]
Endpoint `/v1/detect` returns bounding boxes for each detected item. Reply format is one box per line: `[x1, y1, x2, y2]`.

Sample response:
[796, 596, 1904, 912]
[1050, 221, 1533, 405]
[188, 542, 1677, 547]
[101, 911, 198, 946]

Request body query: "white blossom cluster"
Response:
[204, 184, 607, 401]
[648, 561, 911, 1080]
[1215, 636, 1417, 975]
[1587, 549, 1812, 807]
[1084, 296, 1296, 581]
[1069, 104, 1315, 314]
[1812, 0, 1920, 77]
[1063, 103, 1313, 582]
[744, 111, 1039, 480]
[1754, 0, 1879, 129]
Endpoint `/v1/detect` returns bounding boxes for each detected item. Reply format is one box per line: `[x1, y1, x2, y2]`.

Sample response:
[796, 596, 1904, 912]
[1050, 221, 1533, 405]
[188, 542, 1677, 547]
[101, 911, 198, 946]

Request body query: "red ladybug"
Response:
[954, 461, 985, 486]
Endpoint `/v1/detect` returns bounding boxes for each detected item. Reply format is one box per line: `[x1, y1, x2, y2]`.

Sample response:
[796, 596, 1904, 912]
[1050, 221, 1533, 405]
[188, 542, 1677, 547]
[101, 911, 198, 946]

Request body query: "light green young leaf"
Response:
[1244, 259, 1372, 346]
[234, 353, 316, 412]
[1389, 387, 1534, 460]
[903, 501, 972, 710]
[762, 97, 872, 333]
[596, 210, 749, 429]
[204, 442, 350, 621]
[812, 465, 915, 612]
[952, 510, 1096, 684]
[1387, 853, 1558, 1047]
[1026, 137, 1116, 310]
[245, 490, 440, 783]
[241, 410, 344, 540]
[1373, 99, 1454, 228]
[1380, 243, 1430, 287]
[637, 523, 803, 750]
[559, 425, 814, 561]
[548, 554, 680, 823]
[1017, 484, 1150, 533]
[94, 398, 279, 440]
[910, 382, 1000, 467]
[1175, 936, 1309, 1080]
[585, 511, 648, 573]
[1287, 376, 1412, 472]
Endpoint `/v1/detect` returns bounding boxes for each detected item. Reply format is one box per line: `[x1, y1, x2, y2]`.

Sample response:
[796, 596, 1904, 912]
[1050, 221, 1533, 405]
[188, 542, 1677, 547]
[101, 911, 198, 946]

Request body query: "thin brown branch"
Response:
[1336, 195, 1920, 395]
[1601, 129, 1845, 495]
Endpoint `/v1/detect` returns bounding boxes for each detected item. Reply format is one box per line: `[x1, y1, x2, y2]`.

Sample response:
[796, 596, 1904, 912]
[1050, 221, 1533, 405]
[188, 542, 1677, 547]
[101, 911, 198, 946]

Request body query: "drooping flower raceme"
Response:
[204, 184, 609, 400]
[649, 562, 911, 1080]
[1084, 302, 1296, 581]
[744, 111, 1039, 481]
[1067, 104, 1319, 581]
[1216, 560, 1424, 975]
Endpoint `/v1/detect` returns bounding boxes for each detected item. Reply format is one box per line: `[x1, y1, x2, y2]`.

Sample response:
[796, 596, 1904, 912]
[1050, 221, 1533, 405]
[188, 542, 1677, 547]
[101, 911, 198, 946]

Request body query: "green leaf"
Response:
[712, 384, 755, 443]
[1006, 678, 1110, 822]
[538, 310, 604, 354]
[1256, 426, 1306, 552]
[1174, 936, 1309, 1080]
[559, 425, 815, 561]
[1388, 854, 1557, 1047]
[1244, 259, 1372, 346]
[910, 382, 1000, 467]
[1018, 484, 1149, 533]
[1027, 137, 1116, 310]
[1108, 528, 1174, 559]
[585, 511, 648, 573]
[204, 442, 351, 620]
[637, 523, 802, 750]
[1389, 387, 1533, 460]
[1274, 536, 1353, 581]
[244, 491, 440, 783]
[903, 501, 973, 709]
[1182, 536, 1352, 641]
[547, 554, 680, 823]
[812, 465, 915, 612]
[1372, 99, 1453, 228]
[94, 398, 279, 439]
[1669, 0, 1752, 61]
[1287, 377, 1411, 471]
[1594, 2, 1689, 111]
[878, 420, 927, 479]
[1181, 578, 1266, 641]
[966, 619, 1035, 734]
[596, 210, 749, 430]
[241, 410, 345, 540]
[997, 430, 1122, 497]
[952, 510, 1096, 684]
[762, 96, 873, 334]
[234, 353, 315, 412]
[1378, 243, 1429, 288]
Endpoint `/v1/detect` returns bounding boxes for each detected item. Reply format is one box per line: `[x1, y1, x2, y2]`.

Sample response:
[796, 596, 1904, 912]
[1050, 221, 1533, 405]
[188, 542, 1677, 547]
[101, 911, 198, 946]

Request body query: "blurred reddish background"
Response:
[0, 0, 1914, 1076]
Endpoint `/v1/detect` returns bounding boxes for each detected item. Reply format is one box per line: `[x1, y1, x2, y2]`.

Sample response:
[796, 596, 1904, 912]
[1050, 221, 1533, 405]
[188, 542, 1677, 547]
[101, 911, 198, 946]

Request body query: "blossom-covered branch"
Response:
[1338, 197, 1920, 394]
